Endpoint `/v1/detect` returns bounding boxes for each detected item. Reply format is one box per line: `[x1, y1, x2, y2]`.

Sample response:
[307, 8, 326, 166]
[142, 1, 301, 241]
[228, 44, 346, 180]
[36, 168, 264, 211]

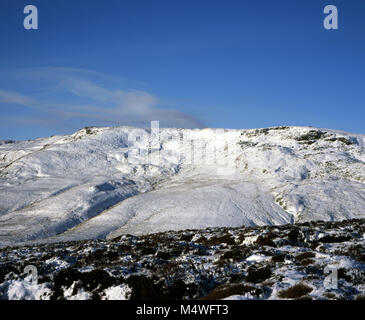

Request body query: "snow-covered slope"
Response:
[0, 126, 364, 246]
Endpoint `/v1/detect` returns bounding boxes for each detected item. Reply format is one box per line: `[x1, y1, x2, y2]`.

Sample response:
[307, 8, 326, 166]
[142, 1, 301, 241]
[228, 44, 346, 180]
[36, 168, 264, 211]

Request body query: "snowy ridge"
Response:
[0, 125, 364, 246]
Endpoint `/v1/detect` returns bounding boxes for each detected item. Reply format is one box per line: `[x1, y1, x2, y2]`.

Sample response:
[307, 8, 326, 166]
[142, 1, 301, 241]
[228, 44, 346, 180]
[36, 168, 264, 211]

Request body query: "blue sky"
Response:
[0, 0, 365, 140]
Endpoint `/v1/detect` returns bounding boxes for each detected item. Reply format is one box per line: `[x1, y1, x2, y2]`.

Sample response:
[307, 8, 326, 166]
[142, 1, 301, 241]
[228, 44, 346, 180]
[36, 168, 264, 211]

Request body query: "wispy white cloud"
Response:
[0, 89, 36, 106]
[0, 67, 204, 129]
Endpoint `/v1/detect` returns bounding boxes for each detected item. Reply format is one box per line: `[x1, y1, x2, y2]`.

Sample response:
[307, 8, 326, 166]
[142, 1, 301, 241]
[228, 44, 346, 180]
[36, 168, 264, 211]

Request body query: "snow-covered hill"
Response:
[0, 125, 364, 246]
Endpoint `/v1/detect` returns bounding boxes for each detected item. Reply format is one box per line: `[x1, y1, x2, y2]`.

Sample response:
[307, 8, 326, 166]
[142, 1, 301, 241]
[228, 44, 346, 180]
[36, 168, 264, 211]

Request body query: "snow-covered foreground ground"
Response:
[0, 125, 365, 246]
[0, 219, 364, 300]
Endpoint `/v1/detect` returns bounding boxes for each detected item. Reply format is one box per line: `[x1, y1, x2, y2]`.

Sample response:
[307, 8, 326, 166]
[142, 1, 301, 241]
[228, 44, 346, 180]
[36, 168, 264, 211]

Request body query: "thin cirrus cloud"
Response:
[0, 89, 37, 106]
[0, 67, 204, 130]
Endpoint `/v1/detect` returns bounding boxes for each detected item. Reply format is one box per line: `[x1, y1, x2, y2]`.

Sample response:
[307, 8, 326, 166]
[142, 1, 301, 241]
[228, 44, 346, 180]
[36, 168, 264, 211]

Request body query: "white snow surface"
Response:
[4, 278, 51, 300]
[0, 125, 364, 246]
